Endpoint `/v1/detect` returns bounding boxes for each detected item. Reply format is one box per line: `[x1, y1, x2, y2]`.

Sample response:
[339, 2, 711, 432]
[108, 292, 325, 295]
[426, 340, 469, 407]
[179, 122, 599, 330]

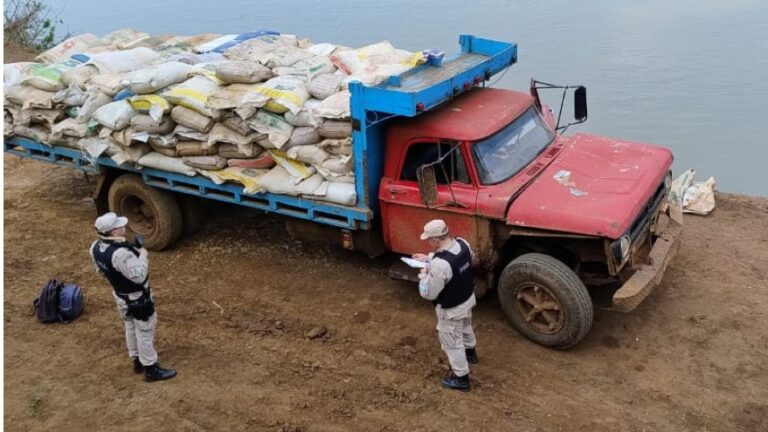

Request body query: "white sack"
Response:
[137, 152, 197, 176]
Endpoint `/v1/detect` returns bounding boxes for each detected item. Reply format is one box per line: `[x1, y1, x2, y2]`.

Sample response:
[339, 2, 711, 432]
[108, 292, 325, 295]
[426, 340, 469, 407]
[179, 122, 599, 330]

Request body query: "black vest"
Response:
[433, 238, 474, 308]
[91, 240, 147, 295]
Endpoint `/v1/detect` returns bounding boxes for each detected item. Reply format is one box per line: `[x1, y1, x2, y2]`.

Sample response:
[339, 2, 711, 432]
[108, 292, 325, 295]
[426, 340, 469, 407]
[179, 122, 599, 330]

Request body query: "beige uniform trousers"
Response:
[113, 292, 158, 366]
[435, 297, 477, 377]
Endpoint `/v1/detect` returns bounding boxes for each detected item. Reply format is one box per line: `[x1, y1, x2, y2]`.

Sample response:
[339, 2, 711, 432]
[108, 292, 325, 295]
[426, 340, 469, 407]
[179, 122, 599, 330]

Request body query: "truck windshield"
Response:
[472, 107, 554, 184]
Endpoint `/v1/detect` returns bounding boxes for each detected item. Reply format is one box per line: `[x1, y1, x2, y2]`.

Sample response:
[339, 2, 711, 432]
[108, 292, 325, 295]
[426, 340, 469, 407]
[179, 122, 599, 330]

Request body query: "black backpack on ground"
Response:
[33, 279, 84, 323]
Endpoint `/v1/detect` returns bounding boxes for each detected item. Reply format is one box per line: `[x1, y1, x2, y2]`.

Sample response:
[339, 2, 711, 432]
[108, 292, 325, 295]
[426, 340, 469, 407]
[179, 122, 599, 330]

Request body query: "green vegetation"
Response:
[4, 0, 64, 52]
[26, 394, 42, 418]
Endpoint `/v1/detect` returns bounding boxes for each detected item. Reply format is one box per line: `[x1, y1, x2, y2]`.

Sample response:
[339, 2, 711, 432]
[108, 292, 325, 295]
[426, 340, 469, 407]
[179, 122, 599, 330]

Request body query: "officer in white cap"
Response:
[412, 219, 478, 391]
[89, 212, 176, 382]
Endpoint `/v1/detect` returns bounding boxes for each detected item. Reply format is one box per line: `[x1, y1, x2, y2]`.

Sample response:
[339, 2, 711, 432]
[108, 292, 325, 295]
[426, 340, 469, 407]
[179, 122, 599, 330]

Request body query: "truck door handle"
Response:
[389, 187, 407, 195]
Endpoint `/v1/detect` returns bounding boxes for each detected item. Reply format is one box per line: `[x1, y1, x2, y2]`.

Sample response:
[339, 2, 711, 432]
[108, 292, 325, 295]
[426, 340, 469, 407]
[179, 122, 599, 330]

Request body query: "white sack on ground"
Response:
[683, 177, 717, 216]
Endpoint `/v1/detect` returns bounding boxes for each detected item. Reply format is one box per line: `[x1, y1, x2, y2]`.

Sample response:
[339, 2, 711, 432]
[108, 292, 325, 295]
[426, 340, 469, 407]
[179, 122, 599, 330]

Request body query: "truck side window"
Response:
[400, 142, 470, 184]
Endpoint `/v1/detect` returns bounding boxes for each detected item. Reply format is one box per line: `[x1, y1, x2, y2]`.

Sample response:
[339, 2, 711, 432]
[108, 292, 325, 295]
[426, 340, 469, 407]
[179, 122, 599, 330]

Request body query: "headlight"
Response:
[612, 235, 632, 264]
[664, 171, 672, 191]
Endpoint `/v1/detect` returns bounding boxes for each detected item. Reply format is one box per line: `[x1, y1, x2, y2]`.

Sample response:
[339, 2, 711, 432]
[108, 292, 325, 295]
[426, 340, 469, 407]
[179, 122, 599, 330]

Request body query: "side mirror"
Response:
[416, 165, 438, 208]
[574, 86, 588, 122]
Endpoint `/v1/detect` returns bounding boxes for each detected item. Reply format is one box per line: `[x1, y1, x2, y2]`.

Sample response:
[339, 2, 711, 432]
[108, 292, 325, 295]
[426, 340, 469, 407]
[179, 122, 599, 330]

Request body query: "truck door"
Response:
[379, 140, 478, 255]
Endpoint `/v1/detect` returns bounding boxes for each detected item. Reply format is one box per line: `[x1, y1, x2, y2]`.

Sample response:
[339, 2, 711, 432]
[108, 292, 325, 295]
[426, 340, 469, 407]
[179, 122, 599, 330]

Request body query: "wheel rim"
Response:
[119, 195, 155, 238]
[514, 283, 565, 334]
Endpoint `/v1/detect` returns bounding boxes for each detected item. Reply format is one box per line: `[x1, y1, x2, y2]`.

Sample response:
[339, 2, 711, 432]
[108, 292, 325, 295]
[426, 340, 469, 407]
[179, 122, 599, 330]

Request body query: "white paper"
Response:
[401, 257, 427, 269]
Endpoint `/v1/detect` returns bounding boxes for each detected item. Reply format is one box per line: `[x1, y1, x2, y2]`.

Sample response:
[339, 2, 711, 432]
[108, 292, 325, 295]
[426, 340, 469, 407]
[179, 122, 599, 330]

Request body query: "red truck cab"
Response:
[379, 87, 681, 349]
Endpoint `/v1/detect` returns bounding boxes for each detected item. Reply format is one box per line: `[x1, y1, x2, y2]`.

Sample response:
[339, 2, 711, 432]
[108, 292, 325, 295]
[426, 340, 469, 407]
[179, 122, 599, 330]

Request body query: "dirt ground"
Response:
[3, 153, 767, 432]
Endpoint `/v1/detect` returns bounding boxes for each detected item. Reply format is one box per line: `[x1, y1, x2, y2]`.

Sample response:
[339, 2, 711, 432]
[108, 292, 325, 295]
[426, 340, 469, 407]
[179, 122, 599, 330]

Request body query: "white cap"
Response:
[420, 219, 449, 240]
[95, 212, 128, 234]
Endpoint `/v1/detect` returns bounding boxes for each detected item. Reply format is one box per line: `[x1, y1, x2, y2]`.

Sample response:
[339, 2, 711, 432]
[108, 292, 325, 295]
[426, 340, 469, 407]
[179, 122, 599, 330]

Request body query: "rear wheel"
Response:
[498, 253, 593, 349]
[107, 174, 183, 251]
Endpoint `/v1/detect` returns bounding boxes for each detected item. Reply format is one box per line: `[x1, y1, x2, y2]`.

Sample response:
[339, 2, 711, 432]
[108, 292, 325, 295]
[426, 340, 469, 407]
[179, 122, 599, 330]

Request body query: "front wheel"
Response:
[498, 253, 593, 349]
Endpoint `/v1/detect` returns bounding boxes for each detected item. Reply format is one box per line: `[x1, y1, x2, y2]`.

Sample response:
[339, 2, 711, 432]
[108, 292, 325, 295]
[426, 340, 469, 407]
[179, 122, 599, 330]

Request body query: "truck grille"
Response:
[627, 180, 667, 242]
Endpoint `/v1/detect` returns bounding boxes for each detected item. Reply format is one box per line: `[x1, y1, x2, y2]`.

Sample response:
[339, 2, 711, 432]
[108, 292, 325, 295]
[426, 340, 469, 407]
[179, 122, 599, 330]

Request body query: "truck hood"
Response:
[506, 133, 672, 239]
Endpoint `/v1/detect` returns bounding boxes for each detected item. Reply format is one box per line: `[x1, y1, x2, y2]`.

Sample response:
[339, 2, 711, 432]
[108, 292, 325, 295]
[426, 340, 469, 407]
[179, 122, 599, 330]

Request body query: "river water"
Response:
[50, 0, 768, 195]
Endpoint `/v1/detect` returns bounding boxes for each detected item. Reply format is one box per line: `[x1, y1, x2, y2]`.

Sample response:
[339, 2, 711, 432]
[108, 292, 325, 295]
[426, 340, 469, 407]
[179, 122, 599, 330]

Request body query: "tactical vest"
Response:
[91, 240, 147, 295]
[433, 238, 474, 309]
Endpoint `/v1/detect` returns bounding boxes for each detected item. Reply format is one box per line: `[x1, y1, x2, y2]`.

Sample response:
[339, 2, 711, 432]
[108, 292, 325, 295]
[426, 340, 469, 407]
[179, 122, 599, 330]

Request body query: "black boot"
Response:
[144, 363, 177, 382]
[465, 348, 479, 365]
[441, 374, 470, 392]
[133, 357, 144, 374]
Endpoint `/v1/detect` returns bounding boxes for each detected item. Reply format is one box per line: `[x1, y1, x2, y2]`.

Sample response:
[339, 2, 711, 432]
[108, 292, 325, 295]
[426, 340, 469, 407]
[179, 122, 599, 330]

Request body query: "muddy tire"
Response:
[498, 253, 593, 349]
[108, 175, 183, 251]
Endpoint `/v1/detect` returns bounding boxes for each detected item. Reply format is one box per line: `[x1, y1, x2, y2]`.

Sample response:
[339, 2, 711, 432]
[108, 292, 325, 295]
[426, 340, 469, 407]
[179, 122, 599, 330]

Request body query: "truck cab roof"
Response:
[387, 88, 534, 143]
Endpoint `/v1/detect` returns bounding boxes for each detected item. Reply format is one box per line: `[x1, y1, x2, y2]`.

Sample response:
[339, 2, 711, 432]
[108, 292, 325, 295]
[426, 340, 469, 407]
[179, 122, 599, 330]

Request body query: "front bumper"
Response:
[611, 220, 683, 312]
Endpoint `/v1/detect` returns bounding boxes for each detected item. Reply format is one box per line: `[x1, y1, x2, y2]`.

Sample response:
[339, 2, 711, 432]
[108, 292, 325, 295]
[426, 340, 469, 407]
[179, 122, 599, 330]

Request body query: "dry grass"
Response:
[3, 0, 62, 52]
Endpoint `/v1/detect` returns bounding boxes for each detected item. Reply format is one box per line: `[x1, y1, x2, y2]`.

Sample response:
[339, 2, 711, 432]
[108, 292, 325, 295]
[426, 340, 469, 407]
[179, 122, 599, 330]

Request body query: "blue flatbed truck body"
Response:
[4, 35, 517, 230]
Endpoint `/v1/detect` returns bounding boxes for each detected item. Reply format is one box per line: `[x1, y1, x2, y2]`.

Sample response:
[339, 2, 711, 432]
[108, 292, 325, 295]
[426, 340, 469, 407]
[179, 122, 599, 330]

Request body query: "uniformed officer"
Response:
[412, 219, 478, 392]
[89, 212, 176, 382]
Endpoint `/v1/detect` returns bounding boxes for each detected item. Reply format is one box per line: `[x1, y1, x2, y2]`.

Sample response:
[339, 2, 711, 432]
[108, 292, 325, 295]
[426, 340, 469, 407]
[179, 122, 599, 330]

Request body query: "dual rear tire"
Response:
[107, 174, 200, 251]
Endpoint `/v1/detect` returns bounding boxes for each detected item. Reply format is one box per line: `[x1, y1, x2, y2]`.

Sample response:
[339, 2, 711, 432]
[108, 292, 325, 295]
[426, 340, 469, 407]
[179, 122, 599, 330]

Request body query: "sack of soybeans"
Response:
[248, 110, 295, 149]
[177, 140, 219, 157]
[183, 155, 228, 170]
[215, 61, 273, 84]
[162, 75, 222, 118]
[171, 105, 214, 133]
[254, 76, 310, 114]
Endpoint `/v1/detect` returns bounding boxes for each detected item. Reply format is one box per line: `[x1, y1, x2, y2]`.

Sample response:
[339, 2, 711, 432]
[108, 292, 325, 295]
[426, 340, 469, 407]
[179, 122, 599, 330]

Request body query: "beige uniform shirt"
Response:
[418, 238, 476, 320]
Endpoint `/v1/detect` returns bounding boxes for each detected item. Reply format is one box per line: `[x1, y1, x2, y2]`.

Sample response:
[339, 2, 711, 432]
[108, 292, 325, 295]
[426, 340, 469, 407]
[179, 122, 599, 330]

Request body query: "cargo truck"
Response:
[5, 35, 681, 348]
